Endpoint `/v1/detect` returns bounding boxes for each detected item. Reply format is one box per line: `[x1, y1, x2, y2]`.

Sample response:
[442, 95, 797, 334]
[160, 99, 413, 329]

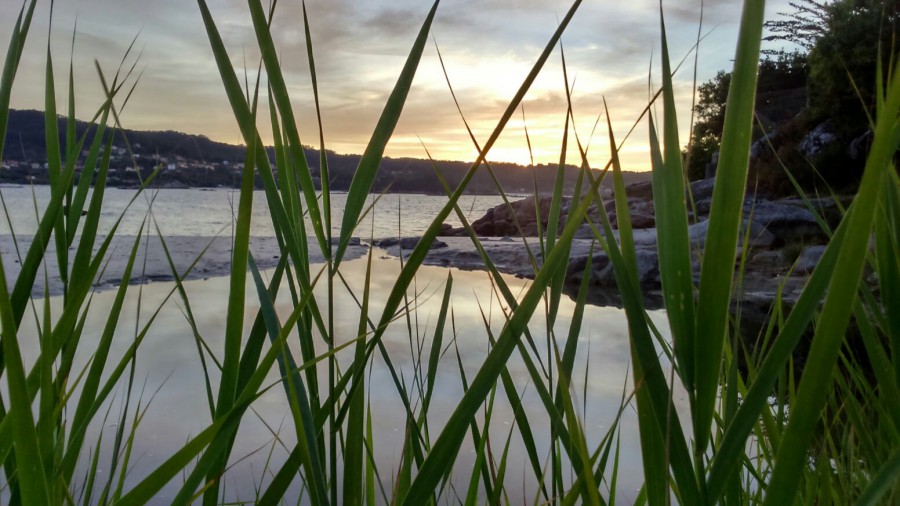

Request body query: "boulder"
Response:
[625, 180, 654, 201]
[798, 122, 837, 159]
[688, 219, 776, 250]
[610, 200, 656, 229]
[744, 200, 822, 244]
[748, 250, 785, 270]
[470, 196, 561, 236]
[793, 245, 826, 274]
[566, 248, 660, 289]
[374, 237, 447, 250]
[330, 236, 361, 246]
[438, 223, 456, 236]
[749, 131, 777, 160]
[689, 177, 717, 202]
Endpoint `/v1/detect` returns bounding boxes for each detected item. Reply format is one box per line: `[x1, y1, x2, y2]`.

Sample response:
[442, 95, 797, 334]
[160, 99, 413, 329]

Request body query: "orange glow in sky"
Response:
[1, 1, 796, 172]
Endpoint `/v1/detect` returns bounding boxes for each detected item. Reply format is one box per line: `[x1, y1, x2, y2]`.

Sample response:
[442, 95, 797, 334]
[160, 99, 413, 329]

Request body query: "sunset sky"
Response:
[2, 0, 795, 171]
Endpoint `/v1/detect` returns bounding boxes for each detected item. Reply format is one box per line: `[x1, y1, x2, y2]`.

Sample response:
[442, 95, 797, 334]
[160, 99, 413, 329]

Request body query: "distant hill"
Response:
[2, 109, 651, 193]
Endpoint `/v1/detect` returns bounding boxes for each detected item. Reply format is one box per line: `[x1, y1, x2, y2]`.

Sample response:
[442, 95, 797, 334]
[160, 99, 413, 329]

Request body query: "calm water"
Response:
[1, 186, 680, 504]
[0, 186, 507, 239]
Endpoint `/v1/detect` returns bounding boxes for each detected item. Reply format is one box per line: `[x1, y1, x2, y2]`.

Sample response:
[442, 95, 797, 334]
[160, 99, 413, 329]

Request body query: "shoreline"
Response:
[2, 230, 813, 338]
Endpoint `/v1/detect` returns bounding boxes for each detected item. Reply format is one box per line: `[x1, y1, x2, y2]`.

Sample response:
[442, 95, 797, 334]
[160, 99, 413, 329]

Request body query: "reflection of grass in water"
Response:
[1, 0, 899, 504]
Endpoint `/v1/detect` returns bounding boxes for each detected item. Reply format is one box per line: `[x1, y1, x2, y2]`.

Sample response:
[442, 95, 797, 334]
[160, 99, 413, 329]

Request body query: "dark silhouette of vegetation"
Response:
[805, 0, 899, 135]
[1, 109, 647, 193]
[687, 0, 897, 194]
[686, 53, 808, 180]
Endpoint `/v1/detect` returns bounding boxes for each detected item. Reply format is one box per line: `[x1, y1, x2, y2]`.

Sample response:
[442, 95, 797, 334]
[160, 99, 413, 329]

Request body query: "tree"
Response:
[764, 0, 899, 135]
[687, 71, 731, 180]
[806, 0, 899, 136]
[763, 0, 831, 52]
[686, 54, 808, 180]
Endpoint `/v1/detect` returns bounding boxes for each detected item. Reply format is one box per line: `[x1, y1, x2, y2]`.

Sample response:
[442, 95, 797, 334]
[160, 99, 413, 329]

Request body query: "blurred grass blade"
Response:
[692, 0, 765, 454]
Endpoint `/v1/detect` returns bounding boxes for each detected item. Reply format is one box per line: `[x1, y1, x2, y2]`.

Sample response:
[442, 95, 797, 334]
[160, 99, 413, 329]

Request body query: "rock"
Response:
[688, 219, 776, 250]
[330, 236, 360, 246]
[793, 245, 826, 274]
[566, 248, 660, 288]
[749, 131, 777, 160]
[625, 180, 654, 201]
[776, 196, 847, 230]
[574, 223, 595, 239]
[849, 130, 873, 160]
[798, 122, 837, 159]
[374, 237, 447, 250]
[744, 200, 822, 244]
[470, 196, 561, 237]
[749, 250, 784, 270]
[610, 200, 656, 229]
[438, 223, 456, 236]
[689, 177, 717, 202]
[705, 150, 719, 179]
[628, 211, 656, 229]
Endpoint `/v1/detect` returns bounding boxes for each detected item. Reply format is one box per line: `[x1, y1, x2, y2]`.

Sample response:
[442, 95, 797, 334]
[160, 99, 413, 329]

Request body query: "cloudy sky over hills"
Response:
[2, 0, 794, 170]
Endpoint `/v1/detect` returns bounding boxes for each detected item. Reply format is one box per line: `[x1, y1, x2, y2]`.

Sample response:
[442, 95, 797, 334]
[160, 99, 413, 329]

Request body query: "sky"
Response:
[1, 0, 796, 171]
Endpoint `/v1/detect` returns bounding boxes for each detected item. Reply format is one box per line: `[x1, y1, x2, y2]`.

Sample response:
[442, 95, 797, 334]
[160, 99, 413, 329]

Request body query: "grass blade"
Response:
[692, 0, 766, 455]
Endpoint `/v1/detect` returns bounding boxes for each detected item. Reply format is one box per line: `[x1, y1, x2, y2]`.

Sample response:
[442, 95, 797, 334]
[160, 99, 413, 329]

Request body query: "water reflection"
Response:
[16, 256, 680, 504]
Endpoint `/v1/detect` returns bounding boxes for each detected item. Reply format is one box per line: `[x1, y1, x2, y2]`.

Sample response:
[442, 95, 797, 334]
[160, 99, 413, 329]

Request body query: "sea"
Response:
[0, 186, 508, 239]
[0, 185, 676, 504]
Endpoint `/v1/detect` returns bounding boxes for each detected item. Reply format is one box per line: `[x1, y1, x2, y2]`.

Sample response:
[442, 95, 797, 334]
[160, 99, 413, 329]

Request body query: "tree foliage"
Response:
[763, 0, 831, 51]
[687, 71, 731, 180]
[806, 0, 899, 135]
[688, 0, 897, 183]
[686, 54, 808, 180]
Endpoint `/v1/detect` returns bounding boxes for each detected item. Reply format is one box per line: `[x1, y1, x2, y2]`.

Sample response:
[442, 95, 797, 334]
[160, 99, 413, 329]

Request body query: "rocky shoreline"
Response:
[2, 177, 843, 338]
[374, 177, 845, 335]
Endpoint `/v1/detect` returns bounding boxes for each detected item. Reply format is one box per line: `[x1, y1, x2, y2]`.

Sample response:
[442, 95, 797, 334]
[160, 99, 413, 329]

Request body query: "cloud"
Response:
[2, 0, 797, 170]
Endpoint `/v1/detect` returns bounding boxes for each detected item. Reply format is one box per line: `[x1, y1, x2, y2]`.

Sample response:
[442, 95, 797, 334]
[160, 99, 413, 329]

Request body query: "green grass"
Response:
[1, 0, 899, 504]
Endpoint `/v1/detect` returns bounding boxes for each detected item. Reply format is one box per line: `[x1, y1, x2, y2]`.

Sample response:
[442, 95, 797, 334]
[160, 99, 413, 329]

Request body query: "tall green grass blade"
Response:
[463, 384, 498, 506]
[246, 255, 328, 506]
[692, 0, 766, 455]
[652, 8, 696, 403]
[706, 217, 846, 499]
[0, 5, 49, 501]
[423, 273, 452, 411]
[245, 0, 329, 259]
[201, 106, 258, 503]
[875, 169, 900, 385]
[301, 0, 332, 246]
[633, 114, 700, 505]
[0, 1, 37, 163]
[0, 190, 50, 506]
[335, 1, 439, 265]
[42, 21, 69, 294]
